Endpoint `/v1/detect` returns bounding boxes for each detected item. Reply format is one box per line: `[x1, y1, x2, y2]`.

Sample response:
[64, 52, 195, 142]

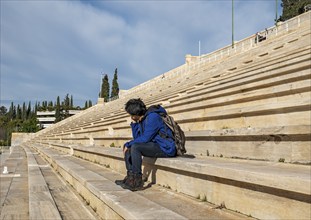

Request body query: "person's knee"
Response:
[131, 143, 144, 153]
[131, 143, 139, 151]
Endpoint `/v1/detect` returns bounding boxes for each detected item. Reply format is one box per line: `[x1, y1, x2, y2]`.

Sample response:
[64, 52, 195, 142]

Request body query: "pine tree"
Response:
[20, 117, 39, 133]
[100, 74, 110, 102]
[111, 68, 120, 99]
[279, 0, 310, 21]
[0, 106, 7, 116]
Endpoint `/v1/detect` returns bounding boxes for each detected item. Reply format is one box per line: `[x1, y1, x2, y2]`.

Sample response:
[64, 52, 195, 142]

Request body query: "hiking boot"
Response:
[123, 173, 143, 191]
[115, 171, 131, 186]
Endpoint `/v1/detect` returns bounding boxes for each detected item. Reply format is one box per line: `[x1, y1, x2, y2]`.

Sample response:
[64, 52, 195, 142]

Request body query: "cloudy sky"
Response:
[1, 0, 282, 108]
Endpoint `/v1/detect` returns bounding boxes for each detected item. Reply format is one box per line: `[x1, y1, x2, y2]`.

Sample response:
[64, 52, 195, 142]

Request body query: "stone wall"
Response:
[11, 133, 34, 146]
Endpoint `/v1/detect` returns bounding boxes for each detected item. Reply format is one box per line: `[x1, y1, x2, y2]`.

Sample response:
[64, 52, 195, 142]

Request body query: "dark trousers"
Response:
[124, 142, 167, 175]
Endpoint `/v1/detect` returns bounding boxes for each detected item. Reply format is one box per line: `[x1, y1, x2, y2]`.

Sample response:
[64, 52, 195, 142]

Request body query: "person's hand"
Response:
[123, 146, 129, 156]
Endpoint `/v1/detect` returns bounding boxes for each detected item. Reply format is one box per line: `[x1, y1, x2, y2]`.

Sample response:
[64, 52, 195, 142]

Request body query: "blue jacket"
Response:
[124, 105, 176, 157]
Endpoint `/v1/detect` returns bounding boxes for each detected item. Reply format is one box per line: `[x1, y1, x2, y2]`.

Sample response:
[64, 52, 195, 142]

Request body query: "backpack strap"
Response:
[158, 113, 174, 140]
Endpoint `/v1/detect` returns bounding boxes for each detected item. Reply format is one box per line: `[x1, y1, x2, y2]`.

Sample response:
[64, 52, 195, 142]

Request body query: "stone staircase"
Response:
[1, 144, 252, 219]
[9, 11, 311, 219]
[25, 141, 310, 219]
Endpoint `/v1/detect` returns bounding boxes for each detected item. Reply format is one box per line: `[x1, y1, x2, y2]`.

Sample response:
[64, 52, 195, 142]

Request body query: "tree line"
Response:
[0, 94, 93, 146]
[0, 67, 120, 146]
[0, 102, 38, 146]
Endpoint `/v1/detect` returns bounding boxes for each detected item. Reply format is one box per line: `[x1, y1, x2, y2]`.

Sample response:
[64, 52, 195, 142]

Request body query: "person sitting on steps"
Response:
[116, 98, 176, 191]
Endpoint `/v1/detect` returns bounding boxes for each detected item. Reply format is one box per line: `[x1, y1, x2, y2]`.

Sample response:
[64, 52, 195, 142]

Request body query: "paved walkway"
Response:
[0, 146, 29, 219]
[0, 146, 98, 220]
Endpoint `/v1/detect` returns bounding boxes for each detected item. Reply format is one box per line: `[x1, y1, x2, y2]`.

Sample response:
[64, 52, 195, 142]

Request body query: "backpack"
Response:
[159, 113, 186, 156]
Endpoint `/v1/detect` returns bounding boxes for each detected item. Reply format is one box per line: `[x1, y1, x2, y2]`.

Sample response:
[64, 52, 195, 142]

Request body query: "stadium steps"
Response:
[26, 143, 252, 220]
[28, 142, 311, 219]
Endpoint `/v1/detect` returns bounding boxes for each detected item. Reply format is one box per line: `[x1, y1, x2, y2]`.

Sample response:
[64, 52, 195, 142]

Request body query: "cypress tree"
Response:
[34, 102, 38, 115]
[26, 102, 31, 119]
[100, 74, 110, 102]
[8, 102, 14, 120]
[16, 105, 22, 120]
[55, 96, 61, 122]
[13, 105, 16, 120]
[42, 101, 47, 111]
[70, 95, 73, 109]
[48, 101, 53, 111]
[63, 94, 70, 118]
[22, 102, 26, 120]
[111, 68, 120, 99]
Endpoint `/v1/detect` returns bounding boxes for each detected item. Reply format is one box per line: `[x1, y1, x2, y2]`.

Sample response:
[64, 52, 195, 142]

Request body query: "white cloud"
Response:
[1, 0, 281, 107]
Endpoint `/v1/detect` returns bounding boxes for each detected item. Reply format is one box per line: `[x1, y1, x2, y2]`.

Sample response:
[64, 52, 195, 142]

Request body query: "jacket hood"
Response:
[145, 105, 167, 116]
